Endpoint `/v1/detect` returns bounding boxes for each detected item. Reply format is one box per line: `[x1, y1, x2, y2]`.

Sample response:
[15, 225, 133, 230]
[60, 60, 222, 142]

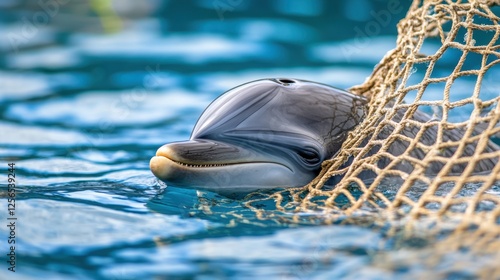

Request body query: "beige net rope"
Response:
[244, 0, 500, 261]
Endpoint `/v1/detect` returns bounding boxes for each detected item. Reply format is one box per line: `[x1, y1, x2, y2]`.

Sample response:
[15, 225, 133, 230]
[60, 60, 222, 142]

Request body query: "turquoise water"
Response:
[1, 1, 499, 279]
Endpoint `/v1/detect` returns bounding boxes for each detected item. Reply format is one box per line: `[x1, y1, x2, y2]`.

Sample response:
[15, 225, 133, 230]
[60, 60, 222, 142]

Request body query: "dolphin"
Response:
[150, 78, 366, 196]
[150, 78, 498, 197]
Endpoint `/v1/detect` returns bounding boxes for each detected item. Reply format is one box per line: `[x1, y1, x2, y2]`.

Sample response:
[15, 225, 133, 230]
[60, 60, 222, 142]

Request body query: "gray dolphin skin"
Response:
[150, 78, 366, 196]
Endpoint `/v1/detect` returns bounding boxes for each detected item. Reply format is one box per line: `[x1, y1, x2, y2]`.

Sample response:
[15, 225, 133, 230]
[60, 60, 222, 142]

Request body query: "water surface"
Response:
[1, 1, 499, 279]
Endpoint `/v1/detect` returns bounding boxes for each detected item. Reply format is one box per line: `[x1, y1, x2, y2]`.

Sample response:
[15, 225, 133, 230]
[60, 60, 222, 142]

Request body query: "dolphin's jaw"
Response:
[150, 155, 303, 193]
[151, 154, 288, 169]
[152, 142, 292, 170]
[149, 142, 306, 194]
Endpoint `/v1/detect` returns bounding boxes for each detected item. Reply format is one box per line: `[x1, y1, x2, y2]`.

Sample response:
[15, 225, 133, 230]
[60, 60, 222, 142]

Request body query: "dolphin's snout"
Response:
[150, 143, 179, 180]
[150, 154, 173, 180]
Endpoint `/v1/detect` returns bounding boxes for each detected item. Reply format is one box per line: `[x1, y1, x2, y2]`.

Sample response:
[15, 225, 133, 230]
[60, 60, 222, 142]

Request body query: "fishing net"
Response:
[242, 0, 500, 271]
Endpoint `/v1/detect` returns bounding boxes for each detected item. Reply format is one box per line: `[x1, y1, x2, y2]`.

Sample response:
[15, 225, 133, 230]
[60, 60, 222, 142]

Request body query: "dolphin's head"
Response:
[150, 78, 366, 196]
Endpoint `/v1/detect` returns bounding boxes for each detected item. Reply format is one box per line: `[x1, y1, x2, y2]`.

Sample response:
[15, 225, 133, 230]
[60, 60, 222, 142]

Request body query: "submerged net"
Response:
[245, 0, 500, 264]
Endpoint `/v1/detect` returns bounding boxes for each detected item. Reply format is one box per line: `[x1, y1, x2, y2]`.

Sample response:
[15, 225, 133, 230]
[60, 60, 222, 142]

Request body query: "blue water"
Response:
[1, 1, 499, 279]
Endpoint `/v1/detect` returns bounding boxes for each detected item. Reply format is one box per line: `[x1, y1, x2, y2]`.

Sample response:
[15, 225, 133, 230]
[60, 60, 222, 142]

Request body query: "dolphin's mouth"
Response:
[155, 147, 231, 168]
[155, 151, 264, 169]
[150, 139, 299, 193]
[150, 139, 292, 180]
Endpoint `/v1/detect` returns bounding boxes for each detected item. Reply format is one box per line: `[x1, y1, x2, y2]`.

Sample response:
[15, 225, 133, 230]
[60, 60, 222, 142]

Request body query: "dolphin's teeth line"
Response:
[170, 159, 231, 168]
[168, 158, 279, 169]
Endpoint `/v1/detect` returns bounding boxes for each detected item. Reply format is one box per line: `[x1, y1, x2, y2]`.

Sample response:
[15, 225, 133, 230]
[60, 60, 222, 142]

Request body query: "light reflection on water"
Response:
[0, 1, 499, 279]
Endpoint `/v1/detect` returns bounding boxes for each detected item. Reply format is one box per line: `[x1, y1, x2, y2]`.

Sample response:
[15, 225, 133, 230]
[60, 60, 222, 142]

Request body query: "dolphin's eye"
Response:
[298, 150, 320, 164]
